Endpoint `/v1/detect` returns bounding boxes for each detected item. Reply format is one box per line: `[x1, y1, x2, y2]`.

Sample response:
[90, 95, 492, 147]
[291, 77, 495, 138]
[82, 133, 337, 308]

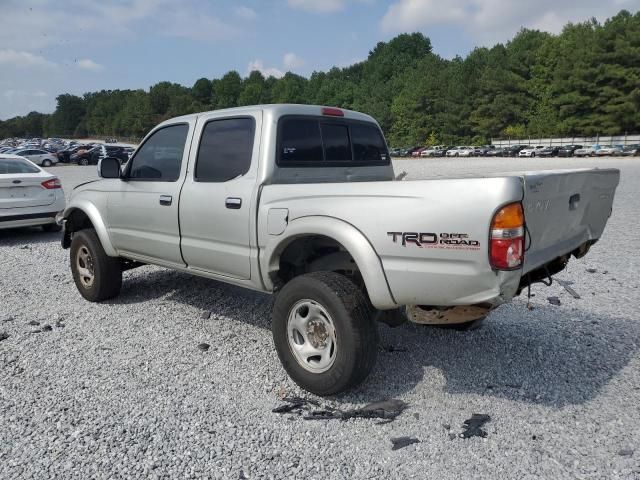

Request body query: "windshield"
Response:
[0, 157, 40, 174]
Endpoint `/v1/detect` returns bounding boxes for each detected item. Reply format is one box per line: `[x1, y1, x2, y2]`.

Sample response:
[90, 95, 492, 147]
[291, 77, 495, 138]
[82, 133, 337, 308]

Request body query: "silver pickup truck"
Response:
[59, 104, 620, 395]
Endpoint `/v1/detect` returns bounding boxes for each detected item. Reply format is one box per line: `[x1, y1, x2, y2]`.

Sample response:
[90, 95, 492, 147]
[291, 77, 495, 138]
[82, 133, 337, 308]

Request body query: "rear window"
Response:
[277, 116, 389, 167]
[279, 118, 323, 164]
[321, 124, 351, 162]
[0, 158, 40, 174]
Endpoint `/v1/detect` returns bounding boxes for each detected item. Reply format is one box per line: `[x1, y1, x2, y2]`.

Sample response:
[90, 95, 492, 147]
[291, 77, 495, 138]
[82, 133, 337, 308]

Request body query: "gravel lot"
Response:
[1, 157, 639, 479]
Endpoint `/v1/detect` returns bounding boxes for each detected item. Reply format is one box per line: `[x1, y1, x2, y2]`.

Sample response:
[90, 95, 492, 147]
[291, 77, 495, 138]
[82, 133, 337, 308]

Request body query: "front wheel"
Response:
[272, 272, 378, 396]
[70, 229, 122, 302]
[79, 158, 89, 166]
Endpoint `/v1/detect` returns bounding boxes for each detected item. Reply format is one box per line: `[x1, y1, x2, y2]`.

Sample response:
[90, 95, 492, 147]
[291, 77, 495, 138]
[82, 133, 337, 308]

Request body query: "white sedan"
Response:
[0, 155, 66, 231]
[11, 148, 59, 167]
[446, 146, 475, 157]
[518, 146, 546, 157]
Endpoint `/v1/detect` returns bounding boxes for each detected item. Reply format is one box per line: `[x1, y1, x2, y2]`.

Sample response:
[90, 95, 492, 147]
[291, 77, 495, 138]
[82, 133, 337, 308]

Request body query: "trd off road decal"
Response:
[387, 232, 481, 251]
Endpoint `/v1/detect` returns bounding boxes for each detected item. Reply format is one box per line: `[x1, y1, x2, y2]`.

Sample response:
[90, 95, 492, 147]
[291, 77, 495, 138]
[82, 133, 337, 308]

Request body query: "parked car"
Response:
[621, 144, 640, 157]
[518, 146, 546, 158]
[12, 148, 59, 167]
[102, 146, 130, 164]
[59, 104, 620, 395]
[574, 145, 602, 157]
[411, 147, 429, 157]
[557, 145, 583, 157]
[446, 146, 474, 157]
[71, 146, 102, 166]
[538, 146, 560, 157]
[57, 144, 89, 163]
[402, 147, 422, 157]
[421, 145, 444, 157]
[105, 137, 118, 144]
[596, 145, 624, 156]
[474, 145, 495, 156]
[485, 147, 504, 157]
[431, 146, 451, 157]
[0, 154, 65, 232]
[502, 145, 527, 157]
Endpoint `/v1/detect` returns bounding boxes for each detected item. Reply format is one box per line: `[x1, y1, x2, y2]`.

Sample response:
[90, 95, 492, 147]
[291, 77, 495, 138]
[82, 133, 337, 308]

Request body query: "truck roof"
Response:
[161, 104, 379, 126]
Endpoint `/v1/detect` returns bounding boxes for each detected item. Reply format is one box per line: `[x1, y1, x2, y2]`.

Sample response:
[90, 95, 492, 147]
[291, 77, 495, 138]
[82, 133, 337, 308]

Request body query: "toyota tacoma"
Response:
[59, 104, 620, 395]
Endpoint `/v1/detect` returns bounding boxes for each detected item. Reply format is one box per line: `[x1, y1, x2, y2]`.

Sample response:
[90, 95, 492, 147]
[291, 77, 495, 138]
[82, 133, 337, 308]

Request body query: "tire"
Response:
[79, 158, 89, 166]
[272, 272, 378, 396]
[70, 229, 122, 302]
[42, 223, 61, 233]
[42, 159, 52, 167]
[531, 153, 535, 158]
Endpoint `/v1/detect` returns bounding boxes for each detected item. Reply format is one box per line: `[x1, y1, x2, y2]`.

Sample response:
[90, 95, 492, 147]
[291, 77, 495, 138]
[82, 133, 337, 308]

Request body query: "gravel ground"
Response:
[1, 157, 639, 479]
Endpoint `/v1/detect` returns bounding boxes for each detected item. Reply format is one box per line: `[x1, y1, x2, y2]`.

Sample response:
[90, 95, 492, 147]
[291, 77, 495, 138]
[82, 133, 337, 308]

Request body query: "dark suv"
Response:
[557, 145, 583, 157]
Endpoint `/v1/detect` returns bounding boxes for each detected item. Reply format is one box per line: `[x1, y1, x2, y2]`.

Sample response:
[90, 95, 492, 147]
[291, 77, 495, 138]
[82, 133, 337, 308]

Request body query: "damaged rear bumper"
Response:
[406, 304, 493, 325]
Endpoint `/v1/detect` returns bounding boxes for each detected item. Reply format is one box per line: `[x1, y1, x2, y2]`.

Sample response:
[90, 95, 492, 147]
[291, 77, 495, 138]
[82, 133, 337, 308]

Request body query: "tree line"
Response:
[1, 9, 638, 147]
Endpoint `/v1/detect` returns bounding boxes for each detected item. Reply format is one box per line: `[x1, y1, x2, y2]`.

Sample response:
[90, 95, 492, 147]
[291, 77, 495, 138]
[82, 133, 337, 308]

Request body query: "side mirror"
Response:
[98, 157, 121, 179]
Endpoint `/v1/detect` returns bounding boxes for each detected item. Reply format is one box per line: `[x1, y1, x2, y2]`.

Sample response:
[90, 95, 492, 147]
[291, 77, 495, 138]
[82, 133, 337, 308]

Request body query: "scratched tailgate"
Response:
[521, 168, 620, 274]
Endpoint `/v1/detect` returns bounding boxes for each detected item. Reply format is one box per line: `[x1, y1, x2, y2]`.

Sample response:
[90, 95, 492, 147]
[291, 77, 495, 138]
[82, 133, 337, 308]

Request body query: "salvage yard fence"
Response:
[492, 134, 640, 148]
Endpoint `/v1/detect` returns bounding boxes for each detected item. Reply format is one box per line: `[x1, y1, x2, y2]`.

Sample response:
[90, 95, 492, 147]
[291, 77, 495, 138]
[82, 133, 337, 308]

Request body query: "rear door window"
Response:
[195, 117, 255, 182]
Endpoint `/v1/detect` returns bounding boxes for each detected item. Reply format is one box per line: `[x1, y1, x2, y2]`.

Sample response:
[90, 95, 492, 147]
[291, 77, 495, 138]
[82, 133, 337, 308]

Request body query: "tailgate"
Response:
[522, 168, 620, 273]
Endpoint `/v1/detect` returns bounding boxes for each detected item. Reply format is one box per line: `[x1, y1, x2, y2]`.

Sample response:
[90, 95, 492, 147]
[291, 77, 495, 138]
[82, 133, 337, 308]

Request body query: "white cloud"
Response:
[247, 60, 284, 78]
[162, 10, 239, 41]
[77, 59, 104, 71]
[283, 52, 305, 69]
[288, 0, 347, 13]
[248, 53, 306, 78]
[235, 5, 257, 19]
[0, 49, 57, 69]
[287, 0, 374, 13]
[381, 0, 640, 45]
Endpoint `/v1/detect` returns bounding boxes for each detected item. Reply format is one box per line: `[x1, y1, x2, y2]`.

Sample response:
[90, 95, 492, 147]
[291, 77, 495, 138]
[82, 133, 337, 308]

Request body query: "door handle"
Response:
[159, 195, 172, 206]
[225, 197, 242, 209]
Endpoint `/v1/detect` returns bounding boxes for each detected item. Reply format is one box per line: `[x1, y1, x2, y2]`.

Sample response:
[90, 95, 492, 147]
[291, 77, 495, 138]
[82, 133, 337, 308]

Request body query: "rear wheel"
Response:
[272, 272, 378, 396]
[79, 158, 89, 166]
[42, 159, 52, 167]
[70, 229, 122, 302]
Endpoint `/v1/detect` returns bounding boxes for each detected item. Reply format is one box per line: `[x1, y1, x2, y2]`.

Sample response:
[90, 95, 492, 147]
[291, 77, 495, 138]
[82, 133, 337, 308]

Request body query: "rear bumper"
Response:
[0, 211, 58, 229]
[382, 257, 522, 308]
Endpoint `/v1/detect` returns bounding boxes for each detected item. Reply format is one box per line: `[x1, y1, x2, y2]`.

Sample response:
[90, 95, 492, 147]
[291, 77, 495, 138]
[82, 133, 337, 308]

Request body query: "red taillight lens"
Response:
[489, 202, 524, 270]
[321, 107, 344, 117]
[41, 178, 61, 189]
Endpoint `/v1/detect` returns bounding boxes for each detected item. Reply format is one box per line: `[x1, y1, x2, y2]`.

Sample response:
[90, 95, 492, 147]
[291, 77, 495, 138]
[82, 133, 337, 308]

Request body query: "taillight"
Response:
[41, 178, 61, 189]
[489, 202, 524, 270]
[321, 107, 344, 117]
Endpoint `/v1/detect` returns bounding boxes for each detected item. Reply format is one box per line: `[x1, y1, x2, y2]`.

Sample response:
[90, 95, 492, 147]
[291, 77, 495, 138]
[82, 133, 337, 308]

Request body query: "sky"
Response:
[1, 0, 638, 119]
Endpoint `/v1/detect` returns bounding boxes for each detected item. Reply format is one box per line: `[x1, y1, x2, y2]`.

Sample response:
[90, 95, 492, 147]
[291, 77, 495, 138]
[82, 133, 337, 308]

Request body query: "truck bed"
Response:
[259, 167, 619, 308]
